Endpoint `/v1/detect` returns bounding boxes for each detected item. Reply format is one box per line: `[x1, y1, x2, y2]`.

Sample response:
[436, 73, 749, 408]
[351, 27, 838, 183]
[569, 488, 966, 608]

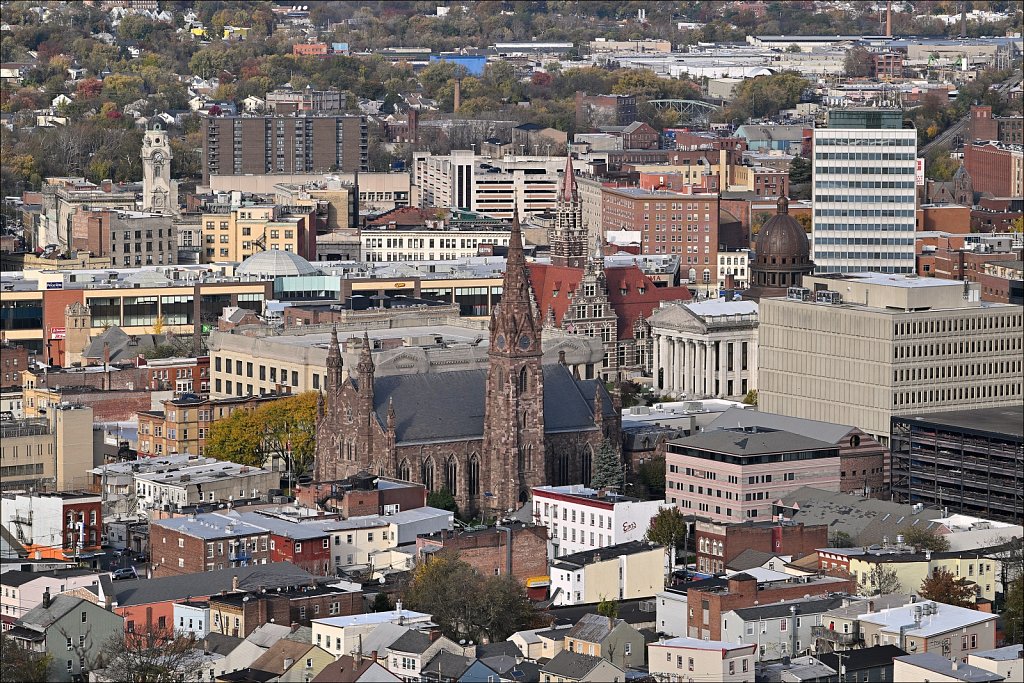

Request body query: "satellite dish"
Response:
[378, 577, 386, 584]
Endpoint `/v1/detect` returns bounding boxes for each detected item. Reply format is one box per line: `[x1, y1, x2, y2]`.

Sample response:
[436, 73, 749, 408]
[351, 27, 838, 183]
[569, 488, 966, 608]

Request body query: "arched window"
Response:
[518, 366, 528, 394]
[556, 451, 570, 486]
[445, 456, 457, 494]
[468, 454, 480, 496]
[581, 446, 593, 487]
[421, 458, 435, 492]
[398, 459, 411, 482]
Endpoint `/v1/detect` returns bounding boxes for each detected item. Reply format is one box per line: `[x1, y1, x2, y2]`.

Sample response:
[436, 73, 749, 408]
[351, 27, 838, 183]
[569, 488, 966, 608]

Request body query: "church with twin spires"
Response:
[313, 212, 621, 517]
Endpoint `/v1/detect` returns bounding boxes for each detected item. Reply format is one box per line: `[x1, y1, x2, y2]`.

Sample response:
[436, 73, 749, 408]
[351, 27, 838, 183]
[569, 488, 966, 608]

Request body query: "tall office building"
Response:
[811, 109, 917, 274]
[202, 114, 368, 184]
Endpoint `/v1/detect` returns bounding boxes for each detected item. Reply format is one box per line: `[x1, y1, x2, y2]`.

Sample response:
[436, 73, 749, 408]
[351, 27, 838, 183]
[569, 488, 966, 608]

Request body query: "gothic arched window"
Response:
[518, 367, 528, 394]
[581, 446, 593, 487]
[421, 458, 435, 492]
[468, 454, 480, 496]
[398, 459, 411, 482]
[445, 456, 457, 494]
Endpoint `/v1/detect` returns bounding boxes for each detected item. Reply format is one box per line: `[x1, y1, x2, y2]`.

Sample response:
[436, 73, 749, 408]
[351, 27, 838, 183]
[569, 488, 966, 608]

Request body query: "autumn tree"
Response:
[597, 598, 619, 619]
[900, 526, 950, 552]
[919, 567, 975, 608]
[98, 625, 205, 683]
[590, 439, 624, 492]
[829, 531, 857, 548]
[402, 554, 533, 642]
[742, 389, 758, 406]
[205, 392, 318, 476]
[860, 564, 902, 596]
[646, 507, 686, 568]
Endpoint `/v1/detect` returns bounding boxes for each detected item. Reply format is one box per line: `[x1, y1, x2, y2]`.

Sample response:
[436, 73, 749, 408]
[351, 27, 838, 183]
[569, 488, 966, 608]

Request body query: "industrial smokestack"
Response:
[961, 1, 967, 38]
[453, 79, 462, 113]
[886, 0, 892, 37]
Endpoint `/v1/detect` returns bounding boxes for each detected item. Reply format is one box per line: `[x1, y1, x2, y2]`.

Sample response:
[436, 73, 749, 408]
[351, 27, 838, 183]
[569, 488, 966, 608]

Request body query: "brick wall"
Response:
[150, 527, 272, 578]
[417, 525, 548, 584]
[696, 522, 828, 574]
[0, 343, 28, 388]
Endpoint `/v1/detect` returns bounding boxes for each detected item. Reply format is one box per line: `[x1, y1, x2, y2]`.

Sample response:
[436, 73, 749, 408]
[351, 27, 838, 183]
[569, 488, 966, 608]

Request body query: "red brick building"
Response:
[151, 514, 272, 578]
[295, 472, 427, 517]
[415, 523, 548, 585]
[751, 168, 789, 198]
[694, 520, 828, 576]
[873, 52, 903, 79]
[0, 341, 28, 388]
[208, 586, 362, 637]
[293, 42, 328, 57]
[964, 141, 1022, 198]
[686, 573, 854, 640]
[621, 121, 660, 150]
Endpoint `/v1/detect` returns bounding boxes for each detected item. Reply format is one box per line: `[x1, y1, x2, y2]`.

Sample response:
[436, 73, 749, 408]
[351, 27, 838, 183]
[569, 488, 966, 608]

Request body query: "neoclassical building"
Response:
[314, 216, 621, 516]
[648, 299, 759, 399]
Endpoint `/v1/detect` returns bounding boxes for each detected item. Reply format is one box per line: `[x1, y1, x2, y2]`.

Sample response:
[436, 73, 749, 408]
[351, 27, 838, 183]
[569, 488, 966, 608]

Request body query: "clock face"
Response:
[518, 335, 532, 350]
[495, 334, 507, 350]
[152, 151, 164, 162]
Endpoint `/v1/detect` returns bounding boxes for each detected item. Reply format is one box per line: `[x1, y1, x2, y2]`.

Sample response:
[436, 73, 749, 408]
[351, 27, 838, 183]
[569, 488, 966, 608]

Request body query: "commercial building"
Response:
[549, 540, 665, 606]
[201, 114, 368, 184]
[574, 92, 637, 128]
[38, 178, 137, 254]
[133, 460, 278, 513]
[665, 426, 841, 523]
[890, 407, 1023, 523]
[310, 609, 433, 663]
[758, 273, 1024, 443]
[812, 108, 918, 274]
[415, 523, 547, 584]
[199, 203, 316, 263]
[412, 151, 565, 220]
[71, 210, 178, 267]
[648, 299, 758, 399]
[531, 485, 668, 559]
[648, 637, 756, 682]
[265, 87, 344, 113]
[360, 209, 512, 262]
[0, 404, 97, 492]
[964, 140, 1024, 198]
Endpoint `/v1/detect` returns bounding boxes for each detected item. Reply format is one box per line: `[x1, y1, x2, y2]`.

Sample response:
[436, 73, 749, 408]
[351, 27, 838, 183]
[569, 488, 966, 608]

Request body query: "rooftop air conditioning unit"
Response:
[815, 290, 842, 304]
[787, 287, 811, 301]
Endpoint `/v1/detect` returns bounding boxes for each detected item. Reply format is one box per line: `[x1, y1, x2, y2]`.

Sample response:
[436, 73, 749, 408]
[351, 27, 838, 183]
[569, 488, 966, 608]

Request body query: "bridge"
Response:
[646, 99, 723, 126]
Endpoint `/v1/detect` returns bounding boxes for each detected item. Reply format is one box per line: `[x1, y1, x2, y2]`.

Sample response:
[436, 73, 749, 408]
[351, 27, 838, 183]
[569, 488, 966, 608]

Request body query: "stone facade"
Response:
[314, 217, 621, 516]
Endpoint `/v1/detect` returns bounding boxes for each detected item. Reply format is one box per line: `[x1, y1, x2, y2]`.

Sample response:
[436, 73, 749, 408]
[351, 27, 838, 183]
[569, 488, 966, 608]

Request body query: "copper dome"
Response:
[751, 196, 813, 290]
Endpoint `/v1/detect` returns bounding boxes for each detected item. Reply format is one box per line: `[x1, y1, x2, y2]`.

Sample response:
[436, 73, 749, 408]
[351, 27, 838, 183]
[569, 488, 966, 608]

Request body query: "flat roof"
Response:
[895, 406, 1023, 439]
[262, 326, 486, 351]
[312, 609, 430, 628]
[817, 272, 961, 289]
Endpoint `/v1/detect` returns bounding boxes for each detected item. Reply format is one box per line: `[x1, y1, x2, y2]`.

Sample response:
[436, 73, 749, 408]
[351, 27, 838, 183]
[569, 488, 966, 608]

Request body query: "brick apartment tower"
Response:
[481, 214, 547, 514]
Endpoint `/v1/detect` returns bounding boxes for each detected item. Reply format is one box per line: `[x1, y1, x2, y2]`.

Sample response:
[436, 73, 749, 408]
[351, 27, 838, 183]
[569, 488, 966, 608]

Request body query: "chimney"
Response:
[101, 179, 113, 193]
[231, 575, 239, 592]
[886, 0, 892, 37]
[370, 650, 378, 662]
[283, 658, 294, 671]
[103, 342, 111, 367]
[453, 79, 462, 113]
[42, 591, 51, 608]
[395, 599, 403, 614]
[868, 600, 874, 614]
[429, 629, 441, 642]
[356, 634, 363, 664]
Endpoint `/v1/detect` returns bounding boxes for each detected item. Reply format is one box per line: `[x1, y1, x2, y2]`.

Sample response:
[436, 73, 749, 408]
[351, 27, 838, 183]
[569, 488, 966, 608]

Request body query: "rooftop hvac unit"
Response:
[787, 287, 811, 301]
[815, 290, 842, 304]
[682, 401, 704, 413]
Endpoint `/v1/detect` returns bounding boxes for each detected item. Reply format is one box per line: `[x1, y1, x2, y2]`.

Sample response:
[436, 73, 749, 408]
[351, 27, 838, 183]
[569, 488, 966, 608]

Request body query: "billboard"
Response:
[915, 158, 925, 186]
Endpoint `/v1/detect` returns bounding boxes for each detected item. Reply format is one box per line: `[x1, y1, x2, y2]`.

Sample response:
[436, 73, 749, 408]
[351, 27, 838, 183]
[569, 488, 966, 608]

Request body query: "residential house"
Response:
[214, 623, 308, 679]
[893, 652, 1005, 683]
[540, 650, 625, 683]
[420, 651, 501, 682]
[1, 569, 110, 628]
[207, 585, 362, 638]
[508, 624, 572, 662]
[248, 639, 334, 682]
[550, 541, 666, 606]
[817, 645, 906, 683]
[719, 596, 845, 662]
[562, 613, 644, 670]
[648, 637, 756, 683]
[968, 646, 1023, 682]
[311, 653, 401, 682]
[310, 609, 433, 661]
[6, 594, 123, 682]
[383, 629, 464, 682]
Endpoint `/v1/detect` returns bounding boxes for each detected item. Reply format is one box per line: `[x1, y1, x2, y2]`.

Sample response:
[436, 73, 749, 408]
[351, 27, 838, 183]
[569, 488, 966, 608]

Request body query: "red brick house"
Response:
[695, 520, 828, 576]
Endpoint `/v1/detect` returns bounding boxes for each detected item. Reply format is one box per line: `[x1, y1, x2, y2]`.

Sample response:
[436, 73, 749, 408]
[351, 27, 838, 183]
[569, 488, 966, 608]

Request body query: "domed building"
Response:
[235, 250, 319, 279]
[749, 196, 814, 294]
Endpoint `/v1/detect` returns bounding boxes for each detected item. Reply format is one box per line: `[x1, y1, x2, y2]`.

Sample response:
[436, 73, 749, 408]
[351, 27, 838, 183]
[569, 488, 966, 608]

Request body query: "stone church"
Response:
[314, 216, 622, 517]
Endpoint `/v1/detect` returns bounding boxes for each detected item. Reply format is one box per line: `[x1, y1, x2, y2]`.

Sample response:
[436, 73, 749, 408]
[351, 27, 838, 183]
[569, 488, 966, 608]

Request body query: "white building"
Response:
[311, 607, 432, 660]
[173, 601, 210, 638]
[532, 485, 669, 560]
[648, 637, 757, 682]
[412, 151, 566, 219]
[648, 299, 759, 399]
[720, 596, 844, 662]
[655, 588, 689, 637]
[361, 227, 511, 262]
[133, 461, 278, 514]
[549, 541, 666, 606]
[812, 108, 918, 275]
[718, 249, 751, 289]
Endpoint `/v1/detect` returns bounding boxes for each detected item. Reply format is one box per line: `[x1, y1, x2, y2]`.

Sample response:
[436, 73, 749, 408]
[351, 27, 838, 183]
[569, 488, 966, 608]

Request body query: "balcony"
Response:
[812, 625, 861, 646]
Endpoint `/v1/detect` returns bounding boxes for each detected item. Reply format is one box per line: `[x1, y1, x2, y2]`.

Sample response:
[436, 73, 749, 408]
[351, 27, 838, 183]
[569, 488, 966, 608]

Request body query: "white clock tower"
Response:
[141, 123, 178, 214]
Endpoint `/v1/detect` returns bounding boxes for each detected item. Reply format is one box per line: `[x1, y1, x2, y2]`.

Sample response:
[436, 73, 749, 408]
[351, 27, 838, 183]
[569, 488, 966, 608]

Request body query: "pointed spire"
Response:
[356, 330, 374, 375]
[326, 326, 342, 387]
[386, 397, 396, 431]
[561, 154, 577, 203]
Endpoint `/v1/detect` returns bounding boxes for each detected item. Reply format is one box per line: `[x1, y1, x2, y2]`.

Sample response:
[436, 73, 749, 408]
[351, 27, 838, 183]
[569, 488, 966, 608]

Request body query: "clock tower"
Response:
[141, 123, 178, 214]
[481, 213, 546, 516]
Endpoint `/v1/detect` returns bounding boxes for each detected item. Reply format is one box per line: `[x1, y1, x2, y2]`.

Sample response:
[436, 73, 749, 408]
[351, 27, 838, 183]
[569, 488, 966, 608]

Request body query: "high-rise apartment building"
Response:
[202, 114, 368, 184]
[812, 109, 917, 274]
[759, 273, 1023, 444]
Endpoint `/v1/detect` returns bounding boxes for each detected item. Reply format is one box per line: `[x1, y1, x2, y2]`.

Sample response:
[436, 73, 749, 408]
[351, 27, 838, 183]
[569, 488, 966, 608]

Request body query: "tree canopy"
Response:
[900, 526, 951, 552]
[646, 507, 686, 550]
[590, 439, 624, 492]
[919, 567, 975, 608]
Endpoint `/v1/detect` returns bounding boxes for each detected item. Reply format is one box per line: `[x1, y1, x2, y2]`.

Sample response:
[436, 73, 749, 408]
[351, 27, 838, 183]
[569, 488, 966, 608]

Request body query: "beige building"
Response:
[893, 653, 1007, 683]
[200, 204, 316, 263]
[759, 273, 1024, 442]
[310, 609, 433, 661]
[968, 646, 1023, 682]
[847, 550, 999, 603]
[648, 637, 756, 682]
[361, 226, 511, 262]
[0, 404, 97, 492]
[550, 541, 665, 607]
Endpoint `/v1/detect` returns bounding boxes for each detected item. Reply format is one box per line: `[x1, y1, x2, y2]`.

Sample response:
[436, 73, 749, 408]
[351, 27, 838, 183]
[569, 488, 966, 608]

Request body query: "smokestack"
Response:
[43, 591, 51, 608]
[886, 0, 892, 37]
[961, 1, 967, 37]
[453, 79, 461, 113]
[231, 575, 239, 592]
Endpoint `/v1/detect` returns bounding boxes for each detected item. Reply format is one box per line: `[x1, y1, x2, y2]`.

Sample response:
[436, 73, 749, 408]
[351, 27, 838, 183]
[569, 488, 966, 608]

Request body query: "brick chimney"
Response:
[231, 575, 239, 592]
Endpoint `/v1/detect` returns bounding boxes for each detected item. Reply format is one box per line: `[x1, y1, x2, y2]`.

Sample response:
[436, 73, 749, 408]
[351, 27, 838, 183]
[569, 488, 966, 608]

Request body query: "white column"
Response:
[730, 339, 740, 396]
[681, 338, 690, 398]
[750, 336, 758, 394]
[652, 333, 661, 390]
[674, 337, 685, 394]
[690, 340, 698, 397]
[705, 340, 714, 397]
[696, 341, 706, 396]
[719, 340, 729, 398]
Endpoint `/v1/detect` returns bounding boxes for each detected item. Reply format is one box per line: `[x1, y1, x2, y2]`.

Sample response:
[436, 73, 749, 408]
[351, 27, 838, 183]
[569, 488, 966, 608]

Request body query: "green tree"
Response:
[724, 72, 809, 121]
[742, 389, 758, 406]
[597, 597, 619, 619]
[427, 489, 458, 514]
[900, 526, 951, 552]
[919, 567, 975, 608]
[203, 407, 266, 467]
[1004, 575, 1024, 645]
[636, 455, 666, 500]
[403, 554, 533, 642]
[590, 439, 624, 492]
[1, 632, 52, 683]
[829, 531, 857, 548]
[370, 592, 391, 613]
[646, 507, 686, 559]
[789, 156, 812, 184]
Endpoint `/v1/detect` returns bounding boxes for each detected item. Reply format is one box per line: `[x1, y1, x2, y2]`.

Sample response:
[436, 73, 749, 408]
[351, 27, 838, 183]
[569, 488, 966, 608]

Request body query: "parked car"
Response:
[111, 567, 137, 580]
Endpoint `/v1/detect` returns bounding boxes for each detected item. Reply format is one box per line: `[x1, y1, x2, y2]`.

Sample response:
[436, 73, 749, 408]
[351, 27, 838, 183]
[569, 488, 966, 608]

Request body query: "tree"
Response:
[789, 156, 812, 184]
[742, 389, 758, 406]
[590, 439, 624, 491]
[203, 405, 267, 467]
[829, 531, 857, 548]
[370, 592, 391, 612]
[403, 554, 533, 642]
[427, 488, 457, 514]
[597, 597, 619, 619]
[844, 46, 875, 78]
[1, 632, 52, 683]
[98, 626, 205, 683]
[205, 392, 318, 474]
[635, 455, 666, 500]
[1004, 575, 1024, 645]
[919, 567, 975, 608]
[646, 507, 686, 556]
[860, 564, 902, 596]
[900, 526, 950, 552]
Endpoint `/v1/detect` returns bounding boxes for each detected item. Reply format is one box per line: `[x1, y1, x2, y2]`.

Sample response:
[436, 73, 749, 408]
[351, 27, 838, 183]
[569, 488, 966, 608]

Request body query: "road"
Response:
[919, 73, 1023, 158]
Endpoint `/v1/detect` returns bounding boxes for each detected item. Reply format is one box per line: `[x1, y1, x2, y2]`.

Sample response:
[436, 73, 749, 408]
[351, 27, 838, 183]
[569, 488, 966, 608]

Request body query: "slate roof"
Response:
[566, 613, 620, 643]
[82, 326, 166, 363]
[387, 629, 432, 654]
[110, 562, 318, 607]
[420, 651, 474, 679]
[475, 641, 524, 659]
[203, 632, 244, 656]
[1, 568, 100, 587]
[541, 650, 606, 678]
[17, 595, 89, 630]
[250, 639, 314, 674]
[371, 365, 615, 444]
[731, 596, 844, 621]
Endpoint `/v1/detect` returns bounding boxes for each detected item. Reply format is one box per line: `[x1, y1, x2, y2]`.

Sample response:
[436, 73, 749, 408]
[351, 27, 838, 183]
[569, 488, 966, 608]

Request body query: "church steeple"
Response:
[489, 213, 542, 358]
[326, 326, 342, 389]
[550, 155, 585, 268]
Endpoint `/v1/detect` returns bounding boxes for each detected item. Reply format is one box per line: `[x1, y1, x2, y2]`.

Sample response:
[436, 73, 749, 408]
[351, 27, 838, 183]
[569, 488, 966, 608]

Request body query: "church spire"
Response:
[326, 326, 342, 388]
[550, 155, 585, 268]
[356, 330, 374, 375]
[561, 153, 577, 202]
